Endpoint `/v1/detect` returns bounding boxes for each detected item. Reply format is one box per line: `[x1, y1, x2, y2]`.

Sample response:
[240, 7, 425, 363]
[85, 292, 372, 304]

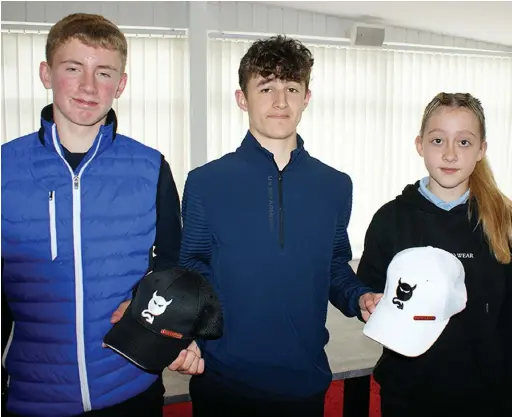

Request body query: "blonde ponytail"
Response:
[469, 157, 512, 263]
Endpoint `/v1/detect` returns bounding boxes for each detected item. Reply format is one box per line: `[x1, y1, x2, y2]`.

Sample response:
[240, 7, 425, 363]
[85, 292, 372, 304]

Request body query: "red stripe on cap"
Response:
[413, 316, 436, 321]
[160, 329, 183, 339]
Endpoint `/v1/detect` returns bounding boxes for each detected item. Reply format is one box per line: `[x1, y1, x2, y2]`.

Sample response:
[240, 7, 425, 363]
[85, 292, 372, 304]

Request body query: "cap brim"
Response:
[103, 306, 192, 372]
[363, 299, 449, 357]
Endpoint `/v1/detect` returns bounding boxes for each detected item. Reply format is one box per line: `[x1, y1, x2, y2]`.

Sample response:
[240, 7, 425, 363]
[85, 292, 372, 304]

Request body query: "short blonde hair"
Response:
[46, 13, 128, 71]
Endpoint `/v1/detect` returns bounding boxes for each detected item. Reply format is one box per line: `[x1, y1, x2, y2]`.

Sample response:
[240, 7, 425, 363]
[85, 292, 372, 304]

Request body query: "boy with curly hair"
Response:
[180, 35, 381, 417]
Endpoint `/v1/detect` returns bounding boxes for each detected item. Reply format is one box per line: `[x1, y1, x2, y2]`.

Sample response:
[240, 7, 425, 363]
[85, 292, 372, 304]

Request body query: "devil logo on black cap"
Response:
[141, 291, 173, 324]
[392, 278, 417, 310]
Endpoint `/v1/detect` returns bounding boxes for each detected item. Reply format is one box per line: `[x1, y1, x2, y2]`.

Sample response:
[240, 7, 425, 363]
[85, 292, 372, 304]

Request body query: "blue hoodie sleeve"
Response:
[179, 172, 212, 281]
[329, 175, 373, 317]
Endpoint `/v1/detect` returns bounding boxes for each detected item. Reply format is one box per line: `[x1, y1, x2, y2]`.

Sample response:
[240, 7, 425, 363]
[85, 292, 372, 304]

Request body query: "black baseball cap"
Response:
[103, 267, 223, 372]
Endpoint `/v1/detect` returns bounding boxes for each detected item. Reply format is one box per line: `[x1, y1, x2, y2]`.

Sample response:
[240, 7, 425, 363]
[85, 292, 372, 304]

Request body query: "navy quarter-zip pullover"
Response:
[180, 131, 371, 399]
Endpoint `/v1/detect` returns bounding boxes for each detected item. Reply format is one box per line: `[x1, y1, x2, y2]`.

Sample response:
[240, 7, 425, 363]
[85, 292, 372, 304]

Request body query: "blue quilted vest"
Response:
[1, 109, 161, 416]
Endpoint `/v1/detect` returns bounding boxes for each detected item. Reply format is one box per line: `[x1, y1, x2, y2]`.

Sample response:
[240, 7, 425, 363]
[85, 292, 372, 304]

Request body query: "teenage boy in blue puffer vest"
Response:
[1, 13, 202, 417]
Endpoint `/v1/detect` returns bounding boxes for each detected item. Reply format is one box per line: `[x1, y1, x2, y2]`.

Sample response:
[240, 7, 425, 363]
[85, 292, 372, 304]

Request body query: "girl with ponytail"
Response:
[357, 92, 511, 416]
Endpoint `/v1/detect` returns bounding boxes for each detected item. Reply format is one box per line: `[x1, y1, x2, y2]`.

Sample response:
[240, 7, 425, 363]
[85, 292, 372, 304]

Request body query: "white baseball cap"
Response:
[363, 246, 467, 357]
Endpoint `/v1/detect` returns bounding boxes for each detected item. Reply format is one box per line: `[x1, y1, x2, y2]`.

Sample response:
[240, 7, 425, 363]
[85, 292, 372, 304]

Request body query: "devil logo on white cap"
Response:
[141, 291, 173, 324]
[392, 278, 417, 310]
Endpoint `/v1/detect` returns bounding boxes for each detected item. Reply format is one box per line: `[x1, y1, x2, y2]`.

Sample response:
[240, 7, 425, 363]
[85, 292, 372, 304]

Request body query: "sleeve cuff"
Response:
[349, 286, 373, 318]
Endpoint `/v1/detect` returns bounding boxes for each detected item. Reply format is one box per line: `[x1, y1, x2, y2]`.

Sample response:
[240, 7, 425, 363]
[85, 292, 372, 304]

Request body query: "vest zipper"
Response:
[51, 124, 103, 413]
[49, 191, 57, 260]
[2, 322, 15, 389]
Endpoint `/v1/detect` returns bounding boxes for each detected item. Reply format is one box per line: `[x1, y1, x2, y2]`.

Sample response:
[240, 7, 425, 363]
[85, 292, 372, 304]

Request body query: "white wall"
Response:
[3, 1, 511, 51]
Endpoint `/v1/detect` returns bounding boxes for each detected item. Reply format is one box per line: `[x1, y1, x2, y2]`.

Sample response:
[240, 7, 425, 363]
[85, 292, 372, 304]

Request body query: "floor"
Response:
[162, 260, 383, 400]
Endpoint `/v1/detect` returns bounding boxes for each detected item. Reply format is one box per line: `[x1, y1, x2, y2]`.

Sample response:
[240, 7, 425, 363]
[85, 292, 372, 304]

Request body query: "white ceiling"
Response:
[266, 1, 512, 47]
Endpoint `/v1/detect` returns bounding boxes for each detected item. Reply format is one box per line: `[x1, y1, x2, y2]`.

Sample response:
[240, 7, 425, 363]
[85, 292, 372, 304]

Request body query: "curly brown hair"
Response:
[238, 35, 314, 95]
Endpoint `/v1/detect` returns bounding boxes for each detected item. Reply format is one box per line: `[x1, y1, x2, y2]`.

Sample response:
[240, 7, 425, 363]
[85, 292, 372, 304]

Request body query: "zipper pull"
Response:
[73, 176, 80, 190]
[485, 303, 489, 313]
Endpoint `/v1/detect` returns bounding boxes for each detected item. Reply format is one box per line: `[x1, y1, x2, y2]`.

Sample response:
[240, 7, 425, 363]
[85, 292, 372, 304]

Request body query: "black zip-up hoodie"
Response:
[357, 181, 510, 413]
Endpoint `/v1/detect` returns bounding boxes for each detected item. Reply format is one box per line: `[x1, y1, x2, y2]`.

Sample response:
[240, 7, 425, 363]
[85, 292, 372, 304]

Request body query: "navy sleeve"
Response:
[152, 155, 182, 271]
[131, 156, 181, 299]
[178, 172, 212, 280]
[329, 175, 373, 317]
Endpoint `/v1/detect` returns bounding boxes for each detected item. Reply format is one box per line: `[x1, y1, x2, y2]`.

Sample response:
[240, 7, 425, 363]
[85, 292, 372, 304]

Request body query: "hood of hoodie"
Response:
[395, 180, 480, 228]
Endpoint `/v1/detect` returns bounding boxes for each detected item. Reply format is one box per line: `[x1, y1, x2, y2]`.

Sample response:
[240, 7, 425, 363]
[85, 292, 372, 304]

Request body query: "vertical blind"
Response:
[208, 39, 512, 257]
[1, 33, 190, 195]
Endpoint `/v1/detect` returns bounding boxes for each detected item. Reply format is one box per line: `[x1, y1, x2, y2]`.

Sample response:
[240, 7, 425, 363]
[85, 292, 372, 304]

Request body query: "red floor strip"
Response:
[163, 401, 192, 417]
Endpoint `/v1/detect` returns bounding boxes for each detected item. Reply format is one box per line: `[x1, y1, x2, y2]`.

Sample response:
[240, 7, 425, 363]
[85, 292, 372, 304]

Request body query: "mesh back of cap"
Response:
[195, 278, 223, 339]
